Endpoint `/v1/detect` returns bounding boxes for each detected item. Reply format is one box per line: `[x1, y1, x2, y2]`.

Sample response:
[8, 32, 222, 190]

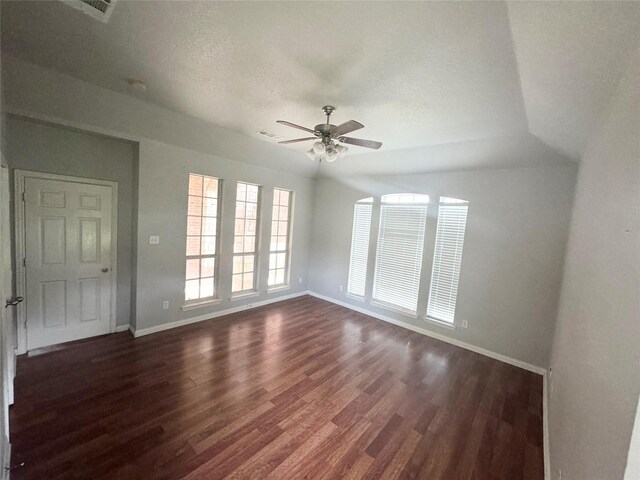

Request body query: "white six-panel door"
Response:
[24, 177, 113, 350]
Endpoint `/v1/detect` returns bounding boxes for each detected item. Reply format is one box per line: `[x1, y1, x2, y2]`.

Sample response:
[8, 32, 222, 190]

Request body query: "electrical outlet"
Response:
[339, 285, 344, 292]
[162, 301, 169, 310]
[149, 235, 160, 245]
[298, 277, 303, 284]
[461, 320, 468, 328]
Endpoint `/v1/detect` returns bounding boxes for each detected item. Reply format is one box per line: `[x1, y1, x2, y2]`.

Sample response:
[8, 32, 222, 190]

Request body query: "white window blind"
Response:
[427, 197, 469, 324]
[372, 194, 428, 313]
[347, 198, 373, 297]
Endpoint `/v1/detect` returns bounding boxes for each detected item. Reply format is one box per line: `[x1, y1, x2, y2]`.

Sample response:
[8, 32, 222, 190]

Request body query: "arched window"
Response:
[379, 193, 429, 204]
[345, 192, 470, 325]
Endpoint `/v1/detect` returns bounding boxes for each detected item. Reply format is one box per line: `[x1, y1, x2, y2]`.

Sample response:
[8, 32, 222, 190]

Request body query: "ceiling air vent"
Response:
[256, 130, 284, 142]
[60, 0, 117, 23]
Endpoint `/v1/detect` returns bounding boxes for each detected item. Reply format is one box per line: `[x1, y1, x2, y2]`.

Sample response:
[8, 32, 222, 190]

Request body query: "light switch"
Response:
[149, 235, 160, 245]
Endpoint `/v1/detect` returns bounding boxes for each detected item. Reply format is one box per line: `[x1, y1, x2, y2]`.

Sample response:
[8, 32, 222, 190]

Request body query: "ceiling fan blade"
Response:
[339, 137, 382, 150]
[278, 137, 317, 144]
[332, 120, 364, 137]
[276, 120, 316, 134]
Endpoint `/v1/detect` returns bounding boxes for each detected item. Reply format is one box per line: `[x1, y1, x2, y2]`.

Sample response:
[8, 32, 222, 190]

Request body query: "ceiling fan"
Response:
[277, 105, 382, 162]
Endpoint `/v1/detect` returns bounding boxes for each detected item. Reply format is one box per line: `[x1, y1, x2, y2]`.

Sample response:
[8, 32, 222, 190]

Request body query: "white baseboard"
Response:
[115, 324, 131, 333]
[307, 291, 546, 376]
[131, 291, 310, 338]
[1, 438, 10, 480]
[543, 371, 550, 479]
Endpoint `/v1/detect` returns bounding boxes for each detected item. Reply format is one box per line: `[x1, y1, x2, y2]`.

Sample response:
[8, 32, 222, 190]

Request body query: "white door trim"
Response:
[14, 169, 118, 354]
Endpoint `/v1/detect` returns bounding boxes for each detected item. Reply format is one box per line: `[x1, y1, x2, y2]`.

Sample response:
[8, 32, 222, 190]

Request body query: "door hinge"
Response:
[22, 258, 26, 267]
[22, 192, 25, 202]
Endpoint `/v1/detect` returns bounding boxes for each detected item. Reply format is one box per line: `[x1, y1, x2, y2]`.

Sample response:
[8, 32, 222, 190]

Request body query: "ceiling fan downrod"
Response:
[317, 105, 336, 144]
[323, 105, 335, 122]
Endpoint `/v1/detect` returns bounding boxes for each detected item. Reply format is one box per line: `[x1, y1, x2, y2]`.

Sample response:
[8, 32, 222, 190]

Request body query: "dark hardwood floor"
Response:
[10, 295, 543, 479]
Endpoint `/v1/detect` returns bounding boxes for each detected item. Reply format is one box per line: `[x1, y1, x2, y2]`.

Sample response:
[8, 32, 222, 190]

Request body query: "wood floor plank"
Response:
[9, 295, 543, 479]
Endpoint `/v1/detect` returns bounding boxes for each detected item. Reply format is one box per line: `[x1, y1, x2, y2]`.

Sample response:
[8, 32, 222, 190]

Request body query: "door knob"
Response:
[101, 267, 110, 273]
[5, 296, 24, 308]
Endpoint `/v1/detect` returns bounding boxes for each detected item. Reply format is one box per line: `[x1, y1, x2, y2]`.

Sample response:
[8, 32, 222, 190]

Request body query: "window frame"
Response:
[231, 181, 262, 296]
[343, 192, 470, 327]
[183, 173, 222, 306]
[268, 188, 294, 290]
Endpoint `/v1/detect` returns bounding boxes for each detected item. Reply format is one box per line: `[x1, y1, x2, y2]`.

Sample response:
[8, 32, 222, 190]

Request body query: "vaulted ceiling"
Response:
[1, 1, 638, 177]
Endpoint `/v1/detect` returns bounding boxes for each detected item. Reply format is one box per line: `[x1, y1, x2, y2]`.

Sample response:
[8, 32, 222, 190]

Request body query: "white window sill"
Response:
[345, 293, 366, 302]
[370, 300, 418, 318]
[422, 316, 456, 330]
[267, 285, 291, 294]
[230, 291, 261, 302]
[181, 298, 223, 312]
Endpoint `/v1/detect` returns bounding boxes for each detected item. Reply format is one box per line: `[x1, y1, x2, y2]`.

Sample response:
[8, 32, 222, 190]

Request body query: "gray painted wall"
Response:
[5, 116, 136, 327]
[309, 165, 577, 368]
[548, 46, 640, 480]
[133, 139, 313, 331]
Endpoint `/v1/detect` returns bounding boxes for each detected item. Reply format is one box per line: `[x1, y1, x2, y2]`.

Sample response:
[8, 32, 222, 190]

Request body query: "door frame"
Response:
[14, 169, 119, 354]
[0, 164, 12, 478]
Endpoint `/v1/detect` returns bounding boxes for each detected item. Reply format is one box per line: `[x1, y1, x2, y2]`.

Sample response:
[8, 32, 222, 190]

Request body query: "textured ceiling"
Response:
[508, 1, 640, 160]
[1, 1, 638, 175]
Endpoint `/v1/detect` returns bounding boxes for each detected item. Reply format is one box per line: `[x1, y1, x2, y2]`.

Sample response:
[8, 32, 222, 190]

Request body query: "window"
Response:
[232, 182, 261, 294]
[268, 188, 293, 288]
[372, 194, 429, 313]
[427, 196, 469, 324]
[347, 197, 373, 297]
[185, 174, 220, 302]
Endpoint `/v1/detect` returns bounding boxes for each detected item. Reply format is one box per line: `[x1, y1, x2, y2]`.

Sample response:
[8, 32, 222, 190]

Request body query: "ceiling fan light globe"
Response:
[312, 142, 325, 154]
[305, 148, 316, 161]
[325, 149, 338, 162]
[335, 144, 347, 156]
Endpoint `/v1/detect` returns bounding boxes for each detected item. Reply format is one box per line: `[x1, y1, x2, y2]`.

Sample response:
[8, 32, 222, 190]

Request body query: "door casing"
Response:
[0, 164, 12, 477]
[14, 170, 118, 354]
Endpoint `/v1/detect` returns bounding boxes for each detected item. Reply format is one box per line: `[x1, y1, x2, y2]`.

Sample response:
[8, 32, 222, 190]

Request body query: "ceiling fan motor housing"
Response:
[315, 123, 336, 137]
